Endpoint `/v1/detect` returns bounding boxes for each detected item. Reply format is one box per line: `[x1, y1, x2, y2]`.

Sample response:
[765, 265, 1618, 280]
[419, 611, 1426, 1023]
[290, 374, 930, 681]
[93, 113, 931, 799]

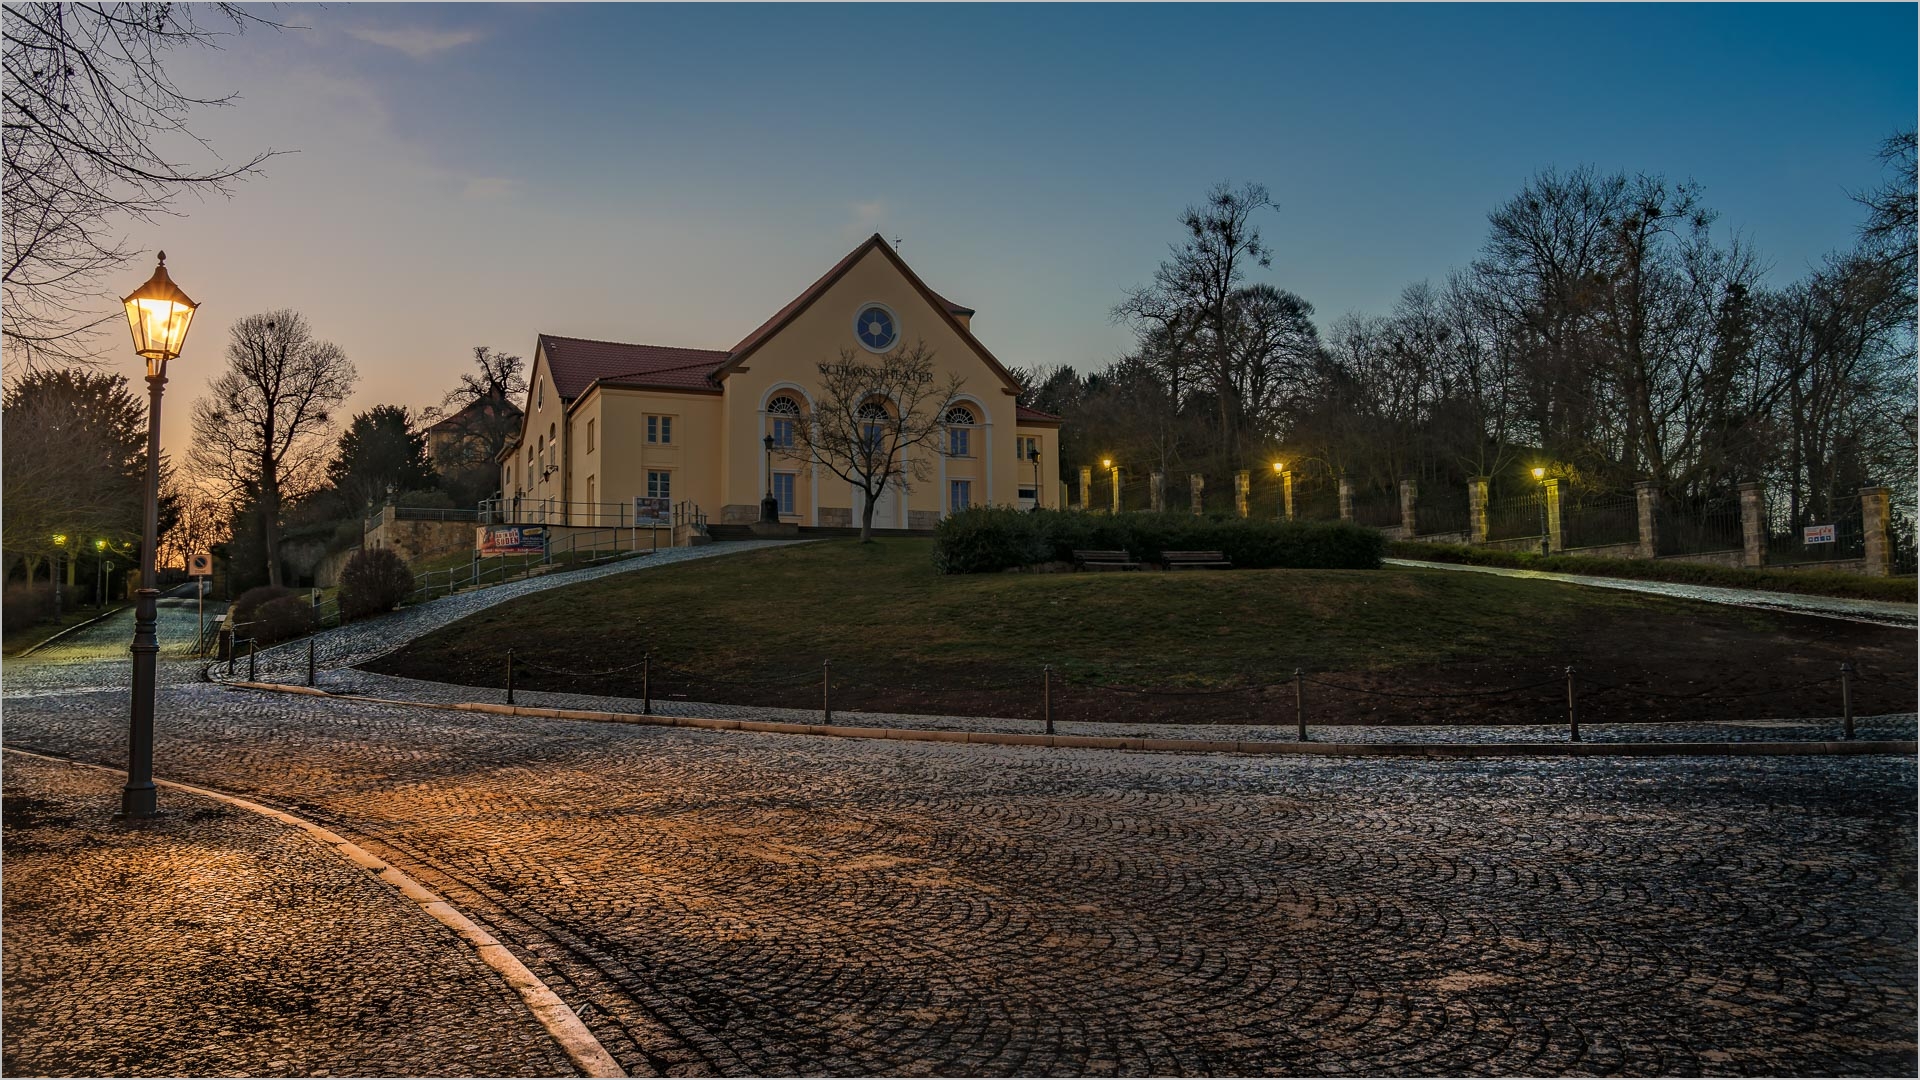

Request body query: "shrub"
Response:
[2, 583, 54, 635]
[228, 585, 315, 646]
[338, 547, 414, 620]
[1388, 541, 1919, 603]
[230, 585, 294, 632]
[932, 508, 1385, 573]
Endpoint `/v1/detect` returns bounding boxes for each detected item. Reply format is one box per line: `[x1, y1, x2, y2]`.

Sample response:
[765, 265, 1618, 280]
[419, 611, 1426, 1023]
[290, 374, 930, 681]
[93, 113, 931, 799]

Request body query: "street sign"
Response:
[1803, 524, 1836, 544]
[188, 551, 212, 575]
[479, 524, 548, 556]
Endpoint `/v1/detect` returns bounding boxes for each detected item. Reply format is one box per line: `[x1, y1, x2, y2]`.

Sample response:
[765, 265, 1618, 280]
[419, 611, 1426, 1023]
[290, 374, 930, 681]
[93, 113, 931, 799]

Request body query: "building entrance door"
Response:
[853, 479, 904, 531]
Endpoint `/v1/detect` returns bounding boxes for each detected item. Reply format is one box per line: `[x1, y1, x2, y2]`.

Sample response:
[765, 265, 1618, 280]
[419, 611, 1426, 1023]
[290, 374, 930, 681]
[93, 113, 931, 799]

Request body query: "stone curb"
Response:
[0, 746, 626, 1079]
[17, 604, 129, 657]
[226, 682, 1920, 758]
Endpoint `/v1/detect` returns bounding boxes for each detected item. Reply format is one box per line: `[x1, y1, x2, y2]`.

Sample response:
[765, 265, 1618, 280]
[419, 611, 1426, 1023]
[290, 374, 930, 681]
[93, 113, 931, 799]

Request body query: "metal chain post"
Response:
[1841, 661, 1855, 740]
[643, 652, 652, 714]
[1294, 668, 1306, 741]
[1043, 664, 1053, 735]
[247, 640, 256, 681]
[506, 647, 515, 705]
[822, 659, 832, 723]
[306, 637, 316, 688]
[1566, 665, 1580, 742]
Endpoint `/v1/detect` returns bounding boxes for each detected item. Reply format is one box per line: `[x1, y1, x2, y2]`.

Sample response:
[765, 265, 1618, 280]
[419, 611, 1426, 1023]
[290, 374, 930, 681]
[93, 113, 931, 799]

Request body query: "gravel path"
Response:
[1389, 557, 1917, 628]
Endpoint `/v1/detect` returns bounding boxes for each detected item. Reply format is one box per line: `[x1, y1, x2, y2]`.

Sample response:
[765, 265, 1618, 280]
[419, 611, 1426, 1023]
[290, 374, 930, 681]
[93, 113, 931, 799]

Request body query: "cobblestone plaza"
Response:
[4, 672, 1915, 1076]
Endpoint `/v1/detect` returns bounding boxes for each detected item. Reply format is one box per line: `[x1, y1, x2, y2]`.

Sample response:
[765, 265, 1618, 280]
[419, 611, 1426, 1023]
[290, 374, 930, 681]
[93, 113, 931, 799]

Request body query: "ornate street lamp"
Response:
[1273, 460, 1287, 520]
[1101, 457, 1117, 514]
[120, 251, 196, 819]
[1029, 445, 1042, 513]
[760, 435, 780, 523]
[1532, 466, 1549, 556]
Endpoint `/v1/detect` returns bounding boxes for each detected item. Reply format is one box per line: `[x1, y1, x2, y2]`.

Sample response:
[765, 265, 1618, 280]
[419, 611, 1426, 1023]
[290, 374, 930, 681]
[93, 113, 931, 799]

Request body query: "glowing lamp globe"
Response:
[1531, 467, 1546, 480]
[1273, 461, 1285, 473]
[122, 252, 197, 377]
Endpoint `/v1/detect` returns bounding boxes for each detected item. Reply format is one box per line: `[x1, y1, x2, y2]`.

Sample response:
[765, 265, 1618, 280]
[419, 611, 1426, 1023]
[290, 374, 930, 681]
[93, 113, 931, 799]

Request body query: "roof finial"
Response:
[892, 235, 903, 249]
[156, 250, 167, 264]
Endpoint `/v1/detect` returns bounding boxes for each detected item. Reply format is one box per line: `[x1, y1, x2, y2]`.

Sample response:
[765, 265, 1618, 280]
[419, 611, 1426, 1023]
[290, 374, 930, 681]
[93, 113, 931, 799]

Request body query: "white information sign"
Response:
[1803, 524, 1836, 545]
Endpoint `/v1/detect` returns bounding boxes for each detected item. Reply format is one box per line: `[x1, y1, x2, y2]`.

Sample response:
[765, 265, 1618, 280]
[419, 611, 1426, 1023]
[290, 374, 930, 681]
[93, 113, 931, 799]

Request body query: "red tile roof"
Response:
[536, 334, 730, 398]
[1016, 404, 1063, 423]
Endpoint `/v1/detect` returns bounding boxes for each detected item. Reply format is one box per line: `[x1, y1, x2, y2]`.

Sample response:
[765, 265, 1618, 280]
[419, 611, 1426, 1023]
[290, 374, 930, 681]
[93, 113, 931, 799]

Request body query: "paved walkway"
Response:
[0, 752, 577, 1077]
[1389, 558, 1917, 628]
[4, 680, 1913, 1076]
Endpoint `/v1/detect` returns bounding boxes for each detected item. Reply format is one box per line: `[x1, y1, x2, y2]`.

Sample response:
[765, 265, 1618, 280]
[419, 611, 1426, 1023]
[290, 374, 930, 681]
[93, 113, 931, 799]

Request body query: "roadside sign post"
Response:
[188, 551, 212, 654]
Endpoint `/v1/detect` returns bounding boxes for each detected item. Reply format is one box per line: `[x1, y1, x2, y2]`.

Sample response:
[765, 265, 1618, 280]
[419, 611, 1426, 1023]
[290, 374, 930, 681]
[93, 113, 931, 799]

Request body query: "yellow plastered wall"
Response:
[717, 246, 1026, 524]
[575, 388, 725, 522]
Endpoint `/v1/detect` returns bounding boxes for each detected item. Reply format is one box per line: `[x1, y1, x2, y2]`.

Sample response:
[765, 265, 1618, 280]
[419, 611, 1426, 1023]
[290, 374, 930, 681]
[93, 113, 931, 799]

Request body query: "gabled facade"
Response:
[499, 235, 1062, 528]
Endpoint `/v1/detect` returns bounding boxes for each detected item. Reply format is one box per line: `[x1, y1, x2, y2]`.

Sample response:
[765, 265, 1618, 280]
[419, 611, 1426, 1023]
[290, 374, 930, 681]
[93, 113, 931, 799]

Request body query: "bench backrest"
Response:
[1164, 550, 1228, 560]
[1072, 549, 1134, 560]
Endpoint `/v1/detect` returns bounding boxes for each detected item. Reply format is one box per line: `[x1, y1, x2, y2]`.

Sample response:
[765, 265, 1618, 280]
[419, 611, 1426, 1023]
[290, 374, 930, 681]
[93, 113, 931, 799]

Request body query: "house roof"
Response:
[425, 393, 521, 435]
[536, 334, 731, 398]
[535, 234, 1025, 412]
[1016, 404, 1063, 424]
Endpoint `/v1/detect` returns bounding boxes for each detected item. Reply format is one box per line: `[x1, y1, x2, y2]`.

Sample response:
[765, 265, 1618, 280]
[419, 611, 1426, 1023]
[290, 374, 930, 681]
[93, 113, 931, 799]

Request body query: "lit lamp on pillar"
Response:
[1532, 466, 1549, 556]
[119, 251, 196, 820]
[760, 435, 780, 523]
[1102, 457, 1117, 514]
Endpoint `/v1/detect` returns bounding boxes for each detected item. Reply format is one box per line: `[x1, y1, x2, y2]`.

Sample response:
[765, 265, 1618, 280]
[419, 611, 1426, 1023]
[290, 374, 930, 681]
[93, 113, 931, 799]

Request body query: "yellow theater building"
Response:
[498, 235, 1062, 531]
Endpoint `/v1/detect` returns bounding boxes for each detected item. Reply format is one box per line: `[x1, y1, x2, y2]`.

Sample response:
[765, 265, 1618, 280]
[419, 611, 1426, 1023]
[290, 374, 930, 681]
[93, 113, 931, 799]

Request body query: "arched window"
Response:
[767, 395, 801, 448]
[767, 395, 802, 416]
[857, 401, 888, 451]
[942, 405, 976, 425]
[943, 405, 975, 457]
[857, 401, 889, 420]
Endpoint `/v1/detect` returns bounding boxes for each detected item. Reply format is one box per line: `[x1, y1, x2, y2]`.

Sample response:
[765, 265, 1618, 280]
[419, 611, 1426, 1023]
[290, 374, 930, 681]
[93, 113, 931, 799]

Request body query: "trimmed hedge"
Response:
[933, 507, 1385, 574]
[230, 585, 314, 645]
[338, 547, 414, 620]
[1389, 540, 1918, 603]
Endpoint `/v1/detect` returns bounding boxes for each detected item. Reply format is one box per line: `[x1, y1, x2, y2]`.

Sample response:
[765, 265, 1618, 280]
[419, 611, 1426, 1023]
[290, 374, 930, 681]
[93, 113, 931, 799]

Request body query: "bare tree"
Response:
[188, 310, 355, 586]
[2, 3, 284, 372]
[790, 342, 962, 542]
[1853, 130, 1917, 302]
[156, 477, 226, 570]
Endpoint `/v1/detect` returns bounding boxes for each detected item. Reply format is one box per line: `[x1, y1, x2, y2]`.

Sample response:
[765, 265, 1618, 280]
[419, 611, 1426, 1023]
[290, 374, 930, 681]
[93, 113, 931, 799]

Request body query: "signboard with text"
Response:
[633, 496, 671, 525]
[1803, 524, 1836, 545]
[479, 524, 548, 556]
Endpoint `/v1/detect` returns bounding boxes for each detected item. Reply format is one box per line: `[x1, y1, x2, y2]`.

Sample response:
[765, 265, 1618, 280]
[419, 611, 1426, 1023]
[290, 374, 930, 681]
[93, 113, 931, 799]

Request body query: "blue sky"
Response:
[131, 2, 1914, 459]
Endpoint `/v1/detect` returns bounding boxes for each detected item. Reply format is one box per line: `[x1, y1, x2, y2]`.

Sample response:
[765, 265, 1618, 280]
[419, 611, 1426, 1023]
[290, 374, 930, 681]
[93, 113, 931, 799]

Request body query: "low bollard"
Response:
[306, 638, 316, 688]
[822, 659, 832, 724]
[506, 647, 515, 705]
[643, 652, 652, 714]
[1042, 664, 1053, 735]
[247, 640, 256, 681]
[1566, 665, 1580, 743]
[1295, 668, 1307, 742]
[1841, 660, 1855, 740]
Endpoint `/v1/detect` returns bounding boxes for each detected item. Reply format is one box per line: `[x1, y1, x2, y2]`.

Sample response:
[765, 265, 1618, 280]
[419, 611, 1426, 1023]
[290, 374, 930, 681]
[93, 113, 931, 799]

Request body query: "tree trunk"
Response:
[859, 478, 880, 543]
[261, 469, 283, 588]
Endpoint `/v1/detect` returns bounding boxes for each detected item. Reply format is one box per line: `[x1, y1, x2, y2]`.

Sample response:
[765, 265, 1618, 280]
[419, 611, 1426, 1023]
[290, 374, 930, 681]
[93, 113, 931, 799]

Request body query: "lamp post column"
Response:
[122, 368, 166, 818]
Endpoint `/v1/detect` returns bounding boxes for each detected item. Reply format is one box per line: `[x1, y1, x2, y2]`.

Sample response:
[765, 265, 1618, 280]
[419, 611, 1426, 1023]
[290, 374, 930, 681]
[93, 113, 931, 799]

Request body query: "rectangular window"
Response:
[647, 415, 673, 444]
[586, 475, 596, 520]
[950, 480, 972, 512]
[949, 427, 970, 458]
[586, 419, 596, 453]
[647, 470, 672, 500]
[862, 422, 884, 451]
[1017, 435, 1039, 462]
[772, 418, 795, 448]
[773, 472, 796, 516]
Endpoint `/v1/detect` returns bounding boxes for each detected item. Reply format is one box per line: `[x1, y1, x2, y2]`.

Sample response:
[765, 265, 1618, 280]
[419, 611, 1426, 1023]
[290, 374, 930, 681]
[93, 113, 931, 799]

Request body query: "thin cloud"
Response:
[346, 25, 486, 60]
[460, 177, 522, 202]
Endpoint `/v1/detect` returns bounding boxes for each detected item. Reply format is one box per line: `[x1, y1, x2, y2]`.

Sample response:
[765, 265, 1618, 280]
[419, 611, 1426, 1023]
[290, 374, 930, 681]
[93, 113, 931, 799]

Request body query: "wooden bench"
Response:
[1072, 549, 1141, 571]
[1163, 550, 1233, 570]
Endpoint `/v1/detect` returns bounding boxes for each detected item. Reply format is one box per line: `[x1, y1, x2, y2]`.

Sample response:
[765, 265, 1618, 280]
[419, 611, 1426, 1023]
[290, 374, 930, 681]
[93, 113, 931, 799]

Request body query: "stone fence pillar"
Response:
[1399, 479, 1418, 536]
[1544, 478, 1564, 553]
[1634, 480, 1660, 559]
[1860, 486, 1892, 577]
[1467, 477, 1489, 545]
[1737, 482, 1768, 568]
[1281, 470, 1295, 521]
[1078, 466, 1093, 512]
[1337, 478, 1354, 523]
[1234, 470, 1251, 518]
[1150, 471, 1165, 513]
[1111, 468, 1123, 515]
[1189, 474, 1205, 516]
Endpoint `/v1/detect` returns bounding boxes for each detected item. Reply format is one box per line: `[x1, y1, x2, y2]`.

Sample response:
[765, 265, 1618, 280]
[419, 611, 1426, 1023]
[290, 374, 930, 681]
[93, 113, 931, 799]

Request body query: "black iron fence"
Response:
[1767, 500, 1866, 565]
[1413, 485, 1468, 536]
[1350, 489, 1401, 528]
[1293, 479, 1340, 521]
[1656, 500, 1743, 556]
[1485, 491, 1544, 542]
[1561, 491, 1639, 550]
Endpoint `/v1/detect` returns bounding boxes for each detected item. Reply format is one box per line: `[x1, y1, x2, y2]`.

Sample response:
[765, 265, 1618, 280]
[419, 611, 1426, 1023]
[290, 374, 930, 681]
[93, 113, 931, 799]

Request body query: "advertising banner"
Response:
[1803, 524, 1836, 545]
[634, 496, 671, 525]
[479, 524, 548, 556]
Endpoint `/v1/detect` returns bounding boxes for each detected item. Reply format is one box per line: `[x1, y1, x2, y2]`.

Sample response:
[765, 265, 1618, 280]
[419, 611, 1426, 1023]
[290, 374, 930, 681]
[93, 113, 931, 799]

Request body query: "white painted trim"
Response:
[852, 301, 902, 354]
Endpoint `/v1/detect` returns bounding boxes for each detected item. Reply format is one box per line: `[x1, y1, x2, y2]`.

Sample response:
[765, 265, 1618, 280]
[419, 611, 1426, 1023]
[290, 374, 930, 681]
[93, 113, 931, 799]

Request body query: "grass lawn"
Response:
[369, 539, 1915, 725]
